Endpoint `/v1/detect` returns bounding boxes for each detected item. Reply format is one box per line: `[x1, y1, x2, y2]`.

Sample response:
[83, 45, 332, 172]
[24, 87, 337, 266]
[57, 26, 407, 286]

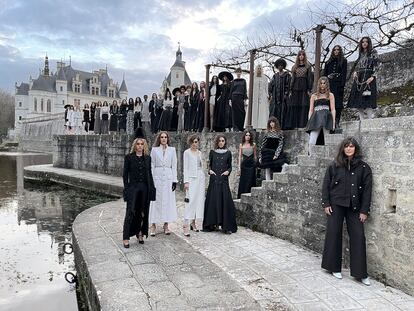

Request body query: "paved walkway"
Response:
[25, 166, 414, 310]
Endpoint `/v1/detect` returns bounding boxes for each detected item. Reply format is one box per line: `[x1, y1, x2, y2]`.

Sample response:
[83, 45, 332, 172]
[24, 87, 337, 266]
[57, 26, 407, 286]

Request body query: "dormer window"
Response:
[109, 89, 114, 98]
[74, 84, 81, 93]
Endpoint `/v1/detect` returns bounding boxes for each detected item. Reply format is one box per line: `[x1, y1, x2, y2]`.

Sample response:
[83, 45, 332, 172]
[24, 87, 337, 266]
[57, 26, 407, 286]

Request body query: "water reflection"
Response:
[0, 153, 113, 311]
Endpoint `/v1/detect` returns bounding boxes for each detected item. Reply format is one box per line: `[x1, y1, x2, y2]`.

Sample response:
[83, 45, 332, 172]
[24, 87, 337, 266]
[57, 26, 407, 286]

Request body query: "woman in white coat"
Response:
[183, 135, 205, 236]
[251, 64, 269, 130]
[149, 131, 178, 235]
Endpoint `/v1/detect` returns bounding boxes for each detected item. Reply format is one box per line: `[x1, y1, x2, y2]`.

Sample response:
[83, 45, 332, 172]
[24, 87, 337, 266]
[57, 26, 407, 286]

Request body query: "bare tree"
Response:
[212, 0, 414, 71]
[0, 90, 15, 136]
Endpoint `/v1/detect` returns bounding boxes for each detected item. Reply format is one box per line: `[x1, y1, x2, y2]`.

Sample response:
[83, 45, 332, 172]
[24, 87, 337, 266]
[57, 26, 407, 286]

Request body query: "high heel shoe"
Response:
[150, 224, 156, 237]
[137, 233, 144, 244]
[190, 223, 200, 232]
[123, 240, 130, 248]
[183, 225, 190, 237]
[163, 223, 171, 235]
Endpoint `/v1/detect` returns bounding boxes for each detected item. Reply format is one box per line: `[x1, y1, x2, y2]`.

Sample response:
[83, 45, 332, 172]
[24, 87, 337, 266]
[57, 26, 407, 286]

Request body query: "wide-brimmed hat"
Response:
[218, 71, 234, 82]
[64, 104, 71, 109]
[172, 87, 180, 95]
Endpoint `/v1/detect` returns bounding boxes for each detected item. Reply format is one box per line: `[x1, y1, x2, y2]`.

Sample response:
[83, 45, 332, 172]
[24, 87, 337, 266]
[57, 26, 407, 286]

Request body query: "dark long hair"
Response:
[335, 136, 362, 167]
[214, 134, 227, 149]
[327, 45, 345, 65]
[267, 116, 282, 132]
[358, 37, 373, 56]
[292, 50, 311, 72]
[241, 130, 254, 145]
[153, 131, 171, 147]
[210, 75, 218, 87]
[164, 89, 172, 100]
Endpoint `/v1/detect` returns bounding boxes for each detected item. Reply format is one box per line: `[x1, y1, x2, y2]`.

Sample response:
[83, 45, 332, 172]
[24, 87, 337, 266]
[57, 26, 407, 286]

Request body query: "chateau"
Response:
[161, 45, 191, 94]
[14, 55, 128, 132]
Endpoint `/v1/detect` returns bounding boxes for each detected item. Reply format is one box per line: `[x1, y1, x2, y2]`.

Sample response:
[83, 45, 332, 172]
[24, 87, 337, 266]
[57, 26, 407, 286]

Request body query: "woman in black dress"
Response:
[321, 137, 372, 286]
[189, 82, 199, 132]
[348, 37, 380, 120]
[323, 45, 347, 128]
[193, 81, 206, 132]
[214, 72, 233, 132]
[258, 117, 288, 180]
[122, 131, 156, 248]
[285, 50, 313, 129]
[306, 77, 336, 154]
[149, 93, 157, 134]
[134, 97, 143, 131]
[237, 130, 257, 199]
[158, 89, 173, 131]
[94, 101, 102, 134]
[153, 93, 164, 133]
[89, 102, 96, 132]
[203, 134, 237, 234]
[118, 99, 128, 132]
[82, 104, 90, 133]
[229, 67, 247, 132]
[171, 88, 180, 131]
[209, 76, 220, 130]
[109, 100, 119, 133]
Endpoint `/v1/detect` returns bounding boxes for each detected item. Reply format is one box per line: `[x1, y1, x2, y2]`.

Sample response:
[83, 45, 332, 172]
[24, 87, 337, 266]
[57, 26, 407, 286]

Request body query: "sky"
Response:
[0, 0, 325, 97]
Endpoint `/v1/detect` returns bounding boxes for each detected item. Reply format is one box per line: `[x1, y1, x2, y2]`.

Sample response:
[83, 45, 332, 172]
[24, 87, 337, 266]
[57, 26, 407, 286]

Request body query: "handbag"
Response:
[362, 89, 371, 97]
[184, 190, 189, 203]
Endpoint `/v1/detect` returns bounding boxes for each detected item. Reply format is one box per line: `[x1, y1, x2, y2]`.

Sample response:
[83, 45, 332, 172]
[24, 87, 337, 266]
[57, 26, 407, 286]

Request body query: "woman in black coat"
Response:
[321, 137, 372, 285]
[122, 135, 156, 248]
[203, 134, 237, 234]
[323, 45, 347, 128]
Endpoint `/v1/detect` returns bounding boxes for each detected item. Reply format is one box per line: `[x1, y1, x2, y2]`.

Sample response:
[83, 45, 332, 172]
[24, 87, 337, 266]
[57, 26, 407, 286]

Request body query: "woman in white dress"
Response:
[149, 131, 178, 235]
[183, 134, 205, 236]
[251, 65, 269, 130]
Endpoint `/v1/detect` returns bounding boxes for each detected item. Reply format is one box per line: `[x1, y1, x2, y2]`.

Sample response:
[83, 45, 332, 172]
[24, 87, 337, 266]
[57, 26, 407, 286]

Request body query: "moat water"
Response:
[0, 153, 113, 311]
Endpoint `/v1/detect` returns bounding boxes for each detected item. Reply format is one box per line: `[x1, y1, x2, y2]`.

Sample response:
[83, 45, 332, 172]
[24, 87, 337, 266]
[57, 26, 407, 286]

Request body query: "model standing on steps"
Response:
[149, 132, 178, 236]
[237, 130, 257, 199]
[183, 135, 205, 236]
[305, 77, 336, 155]
[347, 37, 380, 120]
[122, 131, 156, 248]
[321, 137, 372, 286]
[258, 117, 288, 181]
[203, 134, 237, 234]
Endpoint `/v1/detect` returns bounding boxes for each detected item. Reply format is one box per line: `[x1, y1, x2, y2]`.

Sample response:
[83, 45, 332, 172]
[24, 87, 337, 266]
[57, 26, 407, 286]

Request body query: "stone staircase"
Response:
[0, 140, 19, 152]
[234, 133, 345, 253]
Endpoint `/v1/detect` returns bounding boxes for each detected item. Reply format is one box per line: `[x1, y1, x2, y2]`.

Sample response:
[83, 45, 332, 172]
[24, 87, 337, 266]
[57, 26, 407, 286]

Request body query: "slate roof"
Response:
[119, 78, 128, 92]
[16, 83, 30, 95]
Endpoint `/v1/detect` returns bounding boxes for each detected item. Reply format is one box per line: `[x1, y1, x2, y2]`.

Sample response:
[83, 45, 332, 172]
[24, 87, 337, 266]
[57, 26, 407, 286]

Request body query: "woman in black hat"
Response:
[269, 58, 291, 128]
[214, 71, 233, 132]
[229, 67, 247, 132]
[122, 128, 156, 248]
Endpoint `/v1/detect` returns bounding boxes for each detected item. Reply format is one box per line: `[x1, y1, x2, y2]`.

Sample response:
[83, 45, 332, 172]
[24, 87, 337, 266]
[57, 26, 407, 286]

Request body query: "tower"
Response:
[56, 61, 68, 111]
[119, 74, 128, 100]
[43, 54, 50, 76]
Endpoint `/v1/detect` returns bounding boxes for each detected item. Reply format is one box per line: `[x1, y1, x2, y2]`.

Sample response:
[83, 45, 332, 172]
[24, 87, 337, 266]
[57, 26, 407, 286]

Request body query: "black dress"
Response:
[122, 154, 156, 240]
[203, 150, 237, 233]
[149, 99, 157, 133]
[189, 90, 199, 132]
[348, 51, 379, 110]
[230, 78, 247, 131]
[323, 58, 347, 126]
[183, 95, 191, 131]
[153, 99, 164, 133]
[83, 109, 90, 132]
[89, 106, 96, 131]
[305, 98, 334, 133]
[118, 103, 128, 131]
[158, 100, 173, 131]
[192, 90, 205, 132]
[109, 105, 119, 131]
[268, 71, 291, 128]
[285, 64, 313, 129]
[170, 97, 179, 131]
[258, 131, 288, 172]
[237, 146, 256, 199]
[214, 84, 232, 132]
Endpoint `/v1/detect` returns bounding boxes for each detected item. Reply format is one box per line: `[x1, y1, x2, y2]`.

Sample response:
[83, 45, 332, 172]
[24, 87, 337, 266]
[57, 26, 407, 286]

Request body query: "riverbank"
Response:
[24, 165, 414, 310]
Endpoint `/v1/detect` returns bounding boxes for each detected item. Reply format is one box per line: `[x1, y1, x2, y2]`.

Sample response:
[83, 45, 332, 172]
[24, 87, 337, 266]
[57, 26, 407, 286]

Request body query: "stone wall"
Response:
[53, 130, 307, 194]
[235, 116, 414, 296]
[18, 113, 65, 153]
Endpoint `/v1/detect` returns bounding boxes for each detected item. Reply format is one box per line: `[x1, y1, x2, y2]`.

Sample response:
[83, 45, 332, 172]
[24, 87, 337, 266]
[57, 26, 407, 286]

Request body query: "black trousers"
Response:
[335, 107, 343, 127]
[321, 205, 367, 279]
[123, 183, 147, 240]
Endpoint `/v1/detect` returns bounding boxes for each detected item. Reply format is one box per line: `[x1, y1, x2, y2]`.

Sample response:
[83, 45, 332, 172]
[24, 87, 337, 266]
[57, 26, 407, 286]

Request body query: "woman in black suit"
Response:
[122, 129, 156, 248]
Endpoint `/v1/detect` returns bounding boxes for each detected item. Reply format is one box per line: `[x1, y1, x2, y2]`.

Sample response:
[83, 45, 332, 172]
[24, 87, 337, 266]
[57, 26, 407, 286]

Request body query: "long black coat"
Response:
[323, 58, 347, 109]
[322, 158, 372, 215]
[123, 154, 156, 237]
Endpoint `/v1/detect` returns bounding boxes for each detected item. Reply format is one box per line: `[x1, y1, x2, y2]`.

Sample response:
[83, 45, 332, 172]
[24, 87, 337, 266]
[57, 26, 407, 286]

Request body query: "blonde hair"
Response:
[315, 76, 330, 96]
[130, 138, 149, 155]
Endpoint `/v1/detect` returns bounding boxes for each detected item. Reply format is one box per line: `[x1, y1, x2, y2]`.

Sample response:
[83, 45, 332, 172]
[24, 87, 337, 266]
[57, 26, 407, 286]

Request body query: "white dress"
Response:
[251, 75, 270, 129]
[183, 149, 205, 222]
[149, 146, 178, 224]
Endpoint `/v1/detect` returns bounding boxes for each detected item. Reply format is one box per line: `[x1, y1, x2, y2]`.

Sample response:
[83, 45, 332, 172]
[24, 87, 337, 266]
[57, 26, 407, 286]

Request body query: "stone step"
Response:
[250, 186, 263, 197]
[282, 164, 300, 175]
[272, 172, 289, 184]
[297, 155, 318, 167]
[325, 133, 345, 146]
